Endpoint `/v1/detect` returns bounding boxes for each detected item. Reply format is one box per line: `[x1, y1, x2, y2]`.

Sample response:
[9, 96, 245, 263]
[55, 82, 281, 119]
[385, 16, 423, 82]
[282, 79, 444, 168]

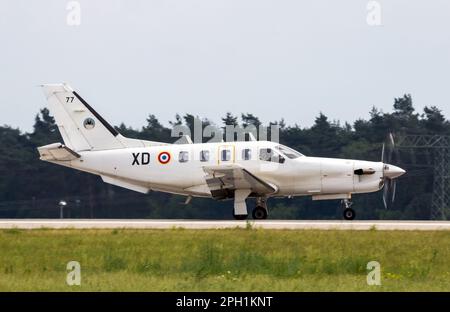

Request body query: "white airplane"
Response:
[38, 83, 406, 220]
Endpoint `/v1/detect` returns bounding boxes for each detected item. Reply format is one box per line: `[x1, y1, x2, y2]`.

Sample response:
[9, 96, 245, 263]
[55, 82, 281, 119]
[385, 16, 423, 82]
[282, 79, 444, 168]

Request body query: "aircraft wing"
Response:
[202, 165, 277, 200]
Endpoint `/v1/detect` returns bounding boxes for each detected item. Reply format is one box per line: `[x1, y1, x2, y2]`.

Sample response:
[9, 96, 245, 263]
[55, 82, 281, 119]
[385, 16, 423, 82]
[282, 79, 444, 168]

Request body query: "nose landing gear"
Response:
[341, 199, 355, 220]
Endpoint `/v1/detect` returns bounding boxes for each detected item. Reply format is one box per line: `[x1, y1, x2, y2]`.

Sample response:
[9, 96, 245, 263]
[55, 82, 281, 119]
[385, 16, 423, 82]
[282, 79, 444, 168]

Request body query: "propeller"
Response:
[380, 132, 404, 209]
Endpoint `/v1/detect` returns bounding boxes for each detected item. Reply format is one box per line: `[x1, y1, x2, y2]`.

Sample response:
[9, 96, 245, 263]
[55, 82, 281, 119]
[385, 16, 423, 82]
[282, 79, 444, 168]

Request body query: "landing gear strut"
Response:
[233, 213, 248, 220]
[341, 199, 355, 220]
[232, 193, 269, 220]
[252, 197, 268, 220]
[233, 189, 251, 220]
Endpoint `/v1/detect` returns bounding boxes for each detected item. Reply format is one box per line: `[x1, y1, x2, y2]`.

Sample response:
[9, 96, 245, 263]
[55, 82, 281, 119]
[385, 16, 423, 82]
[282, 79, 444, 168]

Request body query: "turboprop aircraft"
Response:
[38, 83, 405, 220]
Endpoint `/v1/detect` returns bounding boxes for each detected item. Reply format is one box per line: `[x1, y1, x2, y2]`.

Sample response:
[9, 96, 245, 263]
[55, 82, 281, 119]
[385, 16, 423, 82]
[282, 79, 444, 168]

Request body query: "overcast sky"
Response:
[1, 0, 449, 132]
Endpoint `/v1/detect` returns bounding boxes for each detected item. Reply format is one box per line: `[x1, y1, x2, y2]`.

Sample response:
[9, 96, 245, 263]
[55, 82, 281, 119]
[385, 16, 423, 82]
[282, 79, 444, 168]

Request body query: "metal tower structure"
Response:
[396, 135, 450, 220]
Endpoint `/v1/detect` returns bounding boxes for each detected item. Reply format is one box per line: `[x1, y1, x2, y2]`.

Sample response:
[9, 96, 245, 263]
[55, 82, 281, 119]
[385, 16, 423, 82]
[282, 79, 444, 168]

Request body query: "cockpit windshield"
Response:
[275, 145, 304, 159]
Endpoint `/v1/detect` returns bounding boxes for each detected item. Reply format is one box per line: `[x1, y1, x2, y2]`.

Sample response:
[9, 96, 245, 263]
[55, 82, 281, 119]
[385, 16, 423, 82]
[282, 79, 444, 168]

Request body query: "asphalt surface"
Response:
[0, 219, 449, 230]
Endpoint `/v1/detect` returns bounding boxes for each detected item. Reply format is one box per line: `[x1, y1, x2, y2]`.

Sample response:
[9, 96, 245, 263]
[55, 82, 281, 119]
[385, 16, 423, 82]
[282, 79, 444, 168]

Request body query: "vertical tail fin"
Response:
[41, 83, 125, 151]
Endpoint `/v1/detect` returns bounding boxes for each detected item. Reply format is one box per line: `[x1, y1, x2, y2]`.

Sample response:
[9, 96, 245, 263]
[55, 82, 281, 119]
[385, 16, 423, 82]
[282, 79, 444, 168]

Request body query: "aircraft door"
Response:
[217, 145, 235, 165]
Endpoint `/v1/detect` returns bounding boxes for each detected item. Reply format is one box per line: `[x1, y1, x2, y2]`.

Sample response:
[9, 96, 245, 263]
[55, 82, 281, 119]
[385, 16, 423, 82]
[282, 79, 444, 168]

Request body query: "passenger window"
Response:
[242, 148, 251, 160]
[221, 149, 231, 161]
[179, 151, 189, 163]
[200, 150, 209, 162]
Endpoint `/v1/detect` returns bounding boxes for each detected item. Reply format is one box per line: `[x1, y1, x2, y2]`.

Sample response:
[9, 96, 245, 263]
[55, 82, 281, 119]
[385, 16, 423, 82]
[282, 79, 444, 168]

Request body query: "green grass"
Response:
[0, 228, 449, 291]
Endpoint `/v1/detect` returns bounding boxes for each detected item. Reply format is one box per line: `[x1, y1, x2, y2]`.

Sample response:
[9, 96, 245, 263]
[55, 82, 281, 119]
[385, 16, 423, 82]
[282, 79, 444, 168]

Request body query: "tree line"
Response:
[0, 94, 449, 219]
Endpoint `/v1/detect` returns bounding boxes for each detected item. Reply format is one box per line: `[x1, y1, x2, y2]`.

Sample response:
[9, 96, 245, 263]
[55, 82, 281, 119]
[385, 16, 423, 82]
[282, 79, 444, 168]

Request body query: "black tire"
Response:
[252, 206, 268, 220]
[233, 213, 248, 220]
[343, 208, 355, 220]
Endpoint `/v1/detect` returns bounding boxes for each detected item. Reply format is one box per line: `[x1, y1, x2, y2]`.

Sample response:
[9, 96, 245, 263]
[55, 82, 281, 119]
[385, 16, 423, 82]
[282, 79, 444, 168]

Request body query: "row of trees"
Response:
[0, 94, 449, 219]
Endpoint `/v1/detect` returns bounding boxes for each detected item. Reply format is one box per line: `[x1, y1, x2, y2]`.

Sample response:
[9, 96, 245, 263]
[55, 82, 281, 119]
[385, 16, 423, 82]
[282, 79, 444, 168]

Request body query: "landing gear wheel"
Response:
[343, 208, 355, 220]
[233, 214, 248, 220]
[252, 206, 268, 220]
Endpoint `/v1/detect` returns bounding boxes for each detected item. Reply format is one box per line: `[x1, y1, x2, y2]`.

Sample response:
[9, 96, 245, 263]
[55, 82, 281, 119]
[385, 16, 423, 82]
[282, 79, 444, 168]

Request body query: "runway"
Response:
[0, 219, 450, 230]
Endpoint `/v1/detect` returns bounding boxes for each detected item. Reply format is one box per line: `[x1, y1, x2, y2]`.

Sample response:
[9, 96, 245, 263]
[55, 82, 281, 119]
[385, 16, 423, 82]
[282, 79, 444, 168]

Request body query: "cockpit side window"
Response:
[275, 145, 304, 159]
[259, 148, 285, 163]
[259, 148, 272, 161]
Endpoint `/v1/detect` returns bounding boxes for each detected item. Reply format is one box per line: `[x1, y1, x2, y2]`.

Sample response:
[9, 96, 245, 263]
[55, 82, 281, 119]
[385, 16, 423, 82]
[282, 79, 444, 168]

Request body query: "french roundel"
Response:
[157, 151, 171, 164]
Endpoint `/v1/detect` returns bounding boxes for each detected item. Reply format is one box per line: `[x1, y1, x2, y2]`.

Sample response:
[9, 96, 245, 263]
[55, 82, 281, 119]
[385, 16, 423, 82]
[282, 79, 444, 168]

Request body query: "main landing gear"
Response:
[252, 206, 268, 220]
[252, 197, 268, 220]
[232, 193, 268, 220]
[341, 199, 355, 220]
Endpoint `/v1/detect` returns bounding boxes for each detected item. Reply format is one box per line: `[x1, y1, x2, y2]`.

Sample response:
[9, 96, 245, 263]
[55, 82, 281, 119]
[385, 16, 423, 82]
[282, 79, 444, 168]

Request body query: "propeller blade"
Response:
[382, 192, 388, 209]
[387, 132, 396, 164]
[389, 132, 395, 148]
[382, 179, 389, 209]
[391, 180, 397, 203]
[381, 133, 400, 209]
[381, 132, 399, 209]
[388, 147, 393, 163]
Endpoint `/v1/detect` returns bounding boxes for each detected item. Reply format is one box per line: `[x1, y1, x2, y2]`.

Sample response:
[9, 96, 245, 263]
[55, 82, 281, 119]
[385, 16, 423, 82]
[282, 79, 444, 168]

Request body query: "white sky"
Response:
[1, 0, 449, 132]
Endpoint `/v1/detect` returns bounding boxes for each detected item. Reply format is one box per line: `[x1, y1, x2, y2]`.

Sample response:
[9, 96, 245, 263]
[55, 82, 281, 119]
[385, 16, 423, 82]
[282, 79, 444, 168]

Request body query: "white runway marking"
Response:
[0, 220, 449, 230]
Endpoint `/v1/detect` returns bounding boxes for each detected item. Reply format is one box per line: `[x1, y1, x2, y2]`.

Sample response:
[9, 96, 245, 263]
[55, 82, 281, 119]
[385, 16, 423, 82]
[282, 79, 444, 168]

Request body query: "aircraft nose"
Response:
[384, 164, 406, 179]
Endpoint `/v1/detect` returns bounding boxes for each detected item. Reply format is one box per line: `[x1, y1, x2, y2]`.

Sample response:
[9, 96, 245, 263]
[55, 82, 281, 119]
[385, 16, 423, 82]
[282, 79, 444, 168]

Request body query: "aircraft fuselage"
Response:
[57, 140, 392, 201]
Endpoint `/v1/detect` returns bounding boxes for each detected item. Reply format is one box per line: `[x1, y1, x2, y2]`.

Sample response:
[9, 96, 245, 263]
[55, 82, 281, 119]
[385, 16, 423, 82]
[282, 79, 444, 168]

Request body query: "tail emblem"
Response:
[83, 117, 95, 130]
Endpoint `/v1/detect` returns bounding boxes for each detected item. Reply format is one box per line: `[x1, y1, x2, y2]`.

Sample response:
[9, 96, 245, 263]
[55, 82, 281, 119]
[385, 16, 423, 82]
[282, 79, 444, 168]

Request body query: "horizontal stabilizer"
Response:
[38, 143, 80, 161]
